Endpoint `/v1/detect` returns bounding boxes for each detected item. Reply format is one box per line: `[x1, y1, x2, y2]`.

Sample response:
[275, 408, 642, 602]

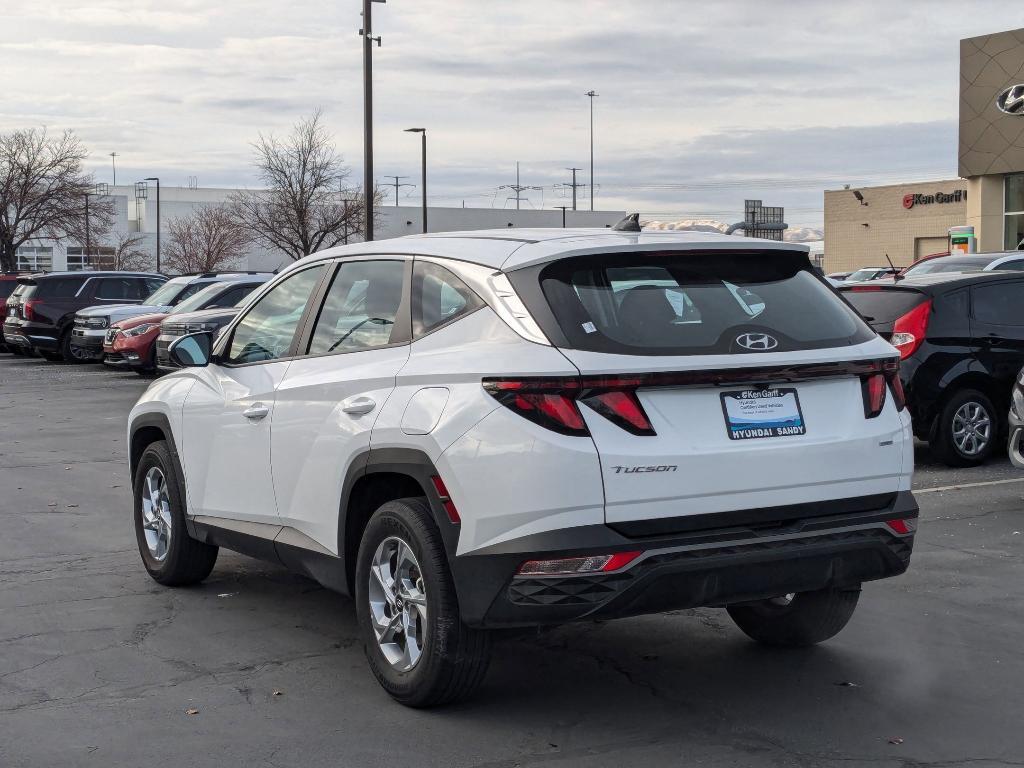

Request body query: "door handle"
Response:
[342, 396, 376, 416]
[242, 403, 270, 421]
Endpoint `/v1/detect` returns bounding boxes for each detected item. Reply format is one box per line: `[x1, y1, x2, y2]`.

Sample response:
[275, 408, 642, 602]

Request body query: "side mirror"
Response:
[168, 332, 213, 368]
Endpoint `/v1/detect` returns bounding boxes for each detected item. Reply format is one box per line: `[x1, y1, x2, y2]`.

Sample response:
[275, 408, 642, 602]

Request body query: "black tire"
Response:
[133, 440, 218, 586]
[929, 388, 998, 467]
[9, 346, 25, 356]
[727, 587, 860, 647]
[355, 497, 491, 707]
[59, 329, 86, 363]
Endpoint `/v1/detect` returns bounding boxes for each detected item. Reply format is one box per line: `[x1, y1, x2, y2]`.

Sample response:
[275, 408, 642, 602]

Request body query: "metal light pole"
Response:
[361, 0, 385, 241]
[110, 152, 118, 187]
[585, 90, 598, 211]
[144, 177, 160, 272]
[404, 128, 427, 233]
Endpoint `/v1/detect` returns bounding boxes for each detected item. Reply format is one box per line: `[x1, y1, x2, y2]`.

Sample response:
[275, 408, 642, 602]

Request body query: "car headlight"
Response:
[122, 323, 158, 337]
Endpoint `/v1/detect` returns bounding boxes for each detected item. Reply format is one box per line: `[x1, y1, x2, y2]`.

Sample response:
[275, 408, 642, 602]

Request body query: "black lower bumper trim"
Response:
[454, 490, 917, 628]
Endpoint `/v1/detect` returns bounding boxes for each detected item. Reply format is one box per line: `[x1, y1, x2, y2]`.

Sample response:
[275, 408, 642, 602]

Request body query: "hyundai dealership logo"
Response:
[735, 333, 778, 351]
[997, 84, 1024, 115]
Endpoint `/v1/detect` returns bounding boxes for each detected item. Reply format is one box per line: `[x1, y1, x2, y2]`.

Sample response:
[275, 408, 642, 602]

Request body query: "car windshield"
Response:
[143, 280, 187, 306]
[903, 257, 991, 275]
[169, 283, 225, 315]
[535, 250, 875, 355]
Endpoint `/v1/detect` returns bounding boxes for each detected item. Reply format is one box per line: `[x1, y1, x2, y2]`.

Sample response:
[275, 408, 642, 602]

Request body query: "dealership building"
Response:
[824, 26, 1024, 272]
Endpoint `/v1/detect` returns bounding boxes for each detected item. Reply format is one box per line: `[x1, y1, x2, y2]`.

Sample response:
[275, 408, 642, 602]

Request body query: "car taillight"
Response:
[885, 518, 917, 535]
[861, 372, 887, 418]
[483, 377, 659, 437]
[890, 299, 931, 360]
[22, 299, 39, 321]
[884, 363, 907, 412]
[482, 378, 588, 436]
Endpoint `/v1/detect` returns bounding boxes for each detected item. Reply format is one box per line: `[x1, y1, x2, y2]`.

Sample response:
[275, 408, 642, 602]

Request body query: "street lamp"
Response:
[404, 128, 427, 234]
[143, 177, 160, 272]
[585, 90, 598, 211]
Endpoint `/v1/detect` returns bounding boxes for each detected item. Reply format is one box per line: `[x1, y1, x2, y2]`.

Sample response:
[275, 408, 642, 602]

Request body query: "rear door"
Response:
[970, 279, 1024, 395]
[529, 250, 907, 526]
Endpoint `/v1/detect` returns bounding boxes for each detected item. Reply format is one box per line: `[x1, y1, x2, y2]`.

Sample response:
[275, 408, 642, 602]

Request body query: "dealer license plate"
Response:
[720, 388, 806, 440]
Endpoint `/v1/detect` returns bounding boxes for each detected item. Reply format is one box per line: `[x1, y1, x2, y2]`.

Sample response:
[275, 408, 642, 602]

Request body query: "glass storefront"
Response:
[1005, 174, 1024, 250]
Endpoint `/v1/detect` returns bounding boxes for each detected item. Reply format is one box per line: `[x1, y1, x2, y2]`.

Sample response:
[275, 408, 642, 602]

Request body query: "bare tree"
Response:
[105, 231, 152, 271]
[0, 127, 114, 272]
[163, 205, 250, 275]
[229, 110, 382, 261]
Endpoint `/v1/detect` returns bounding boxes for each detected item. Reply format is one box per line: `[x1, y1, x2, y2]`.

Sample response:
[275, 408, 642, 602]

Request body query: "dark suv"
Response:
[841, 272, 1024, 466]
[0, 274, 21, 352]
[3, 272, 165, 362]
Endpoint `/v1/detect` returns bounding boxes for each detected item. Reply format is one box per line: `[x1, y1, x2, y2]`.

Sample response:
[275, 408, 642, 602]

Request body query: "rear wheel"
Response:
[133, 440, 218, 586]
[727, 587, 860, 647]
[929, 388, 997, 467]
[355, 497, 491, 707]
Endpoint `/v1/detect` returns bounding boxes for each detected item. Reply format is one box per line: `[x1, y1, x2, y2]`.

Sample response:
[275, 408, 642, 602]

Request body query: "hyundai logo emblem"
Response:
[997, 84, 1024, 115]
[736, 333, 779, 351]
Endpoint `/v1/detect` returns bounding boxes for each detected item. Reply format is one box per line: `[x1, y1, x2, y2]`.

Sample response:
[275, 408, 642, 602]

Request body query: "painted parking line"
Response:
[916, 476, 1024, 494]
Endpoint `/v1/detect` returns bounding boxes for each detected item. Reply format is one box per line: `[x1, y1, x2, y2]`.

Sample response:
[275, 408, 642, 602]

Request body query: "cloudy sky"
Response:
[0, 1, 1016, 227]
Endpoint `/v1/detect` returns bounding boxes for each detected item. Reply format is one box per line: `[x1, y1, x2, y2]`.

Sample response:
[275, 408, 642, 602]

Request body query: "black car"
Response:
[841, 272, 1024, 466]
[3, 272, 166, 362]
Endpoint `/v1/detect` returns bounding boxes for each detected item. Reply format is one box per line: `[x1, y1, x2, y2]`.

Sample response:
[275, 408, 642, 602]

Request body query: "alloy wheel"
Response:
[952, 401, 991, 457]
[140, 466, 172, 561]
[367, 536, 428, 672]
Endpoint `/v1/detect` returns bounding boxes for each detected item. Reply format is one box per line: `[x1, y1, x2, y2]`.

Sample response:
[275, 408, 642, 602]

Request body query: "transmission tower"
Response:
[383, 175, 416, 207]
[498, 162, 543, 210]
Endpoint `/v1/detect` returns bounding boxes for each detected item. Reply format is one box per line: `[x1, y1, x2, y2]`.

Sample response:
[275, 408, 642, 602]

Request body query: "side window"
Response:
[211, 285, 257, 308]
[224, 266, 325, 364]
[411, 261, 485, 338]
[307, 260, 405, 355]
[973, 282, 1024, 326]
[95, 278, 141, 300]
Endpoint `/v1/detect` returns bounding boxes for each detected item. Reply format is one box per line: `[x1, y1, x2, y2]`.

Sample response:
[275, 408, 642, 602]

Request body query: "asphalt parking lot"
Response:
[1, 355, 1023, 768]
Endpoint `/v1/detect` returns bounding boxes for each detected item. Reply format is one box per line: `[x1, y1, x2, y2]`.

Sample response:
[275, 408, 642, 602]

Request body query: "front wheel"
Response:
[929, 388, 997, 467]
[133, 440, 218, 586]
[727, 587, 860, 647]
[355, 497, 491, 707]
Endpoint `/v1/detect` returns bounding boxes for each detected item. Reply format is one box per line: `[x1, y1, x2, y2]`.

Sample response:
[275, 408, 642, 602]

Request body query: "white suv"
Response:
[127, 229, 917, 707]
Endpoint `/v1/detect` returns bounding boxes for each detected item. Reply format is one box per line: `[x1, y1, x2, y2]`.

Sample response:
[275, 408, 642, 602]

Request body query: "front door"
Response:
[180, 264, 327, 525]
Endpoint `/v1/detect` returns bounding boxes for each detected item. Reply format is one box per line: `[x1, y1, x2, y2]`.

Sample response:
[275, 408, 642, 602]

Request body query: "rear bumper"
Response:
[451, 490, 918, 628]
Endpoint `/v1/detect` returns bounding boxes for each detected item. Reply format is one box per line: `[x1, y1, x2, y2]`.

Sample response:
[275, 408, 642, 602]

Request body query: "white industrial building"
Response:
[14, 185, 624, 273]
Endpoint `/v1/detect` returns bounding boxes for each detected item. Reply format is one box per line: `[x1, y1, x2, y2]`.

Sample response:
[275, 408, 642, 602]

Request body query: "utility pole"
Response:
[567, 167, 582, 211]
[585, 90, 598, 211]
[384, 175, 414, 207]
[554, 205, 570, 227]
[498, 162, 542, 210]
[143, 177, 160, 272]
[109, 152, 118, 187]
[360, 0, 385, 241]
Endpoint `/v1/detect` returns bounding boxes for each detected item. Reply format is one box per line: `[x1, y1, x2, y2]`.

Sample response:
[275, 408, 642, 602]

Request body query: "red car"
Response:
[103, 312, 167, 374]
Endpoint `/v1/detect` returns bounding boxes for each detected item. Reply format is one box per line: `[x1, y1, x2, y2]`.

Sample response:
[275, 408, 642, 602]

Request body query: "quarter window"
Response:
[307, 260, 405, 355]
[972, 282, 1024, 326]
[412, 261, 485, 338]
[224, 266, 325, 364]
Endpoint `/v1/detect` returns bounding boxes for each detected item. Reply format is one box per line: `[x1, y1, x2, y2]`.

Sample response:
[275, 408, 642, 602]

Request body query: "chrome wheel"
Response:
[952, 401, 991, 457]
[140, 467, 172, 562]
[367, 536, 427, 672]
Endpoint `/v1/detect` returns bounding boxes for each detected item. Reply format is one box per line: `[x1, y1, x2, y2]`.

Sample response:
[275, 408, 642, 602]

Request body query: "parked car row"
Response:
[2, 270, 271, 373]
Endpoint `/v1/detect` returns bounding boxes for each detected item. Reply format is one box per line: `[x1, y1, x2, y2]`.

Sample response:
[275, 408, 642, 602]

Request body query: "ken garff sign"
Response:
[902, 190, 967, 210]
[997, 84, 1024, 115]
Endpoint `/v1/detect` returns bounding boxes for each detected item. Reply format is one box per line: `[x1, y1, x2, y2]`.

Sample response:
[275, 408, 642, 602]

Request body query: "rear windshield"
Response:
[841, 288, 926, 324]
[533, 251, 874, 355]
[903, 257, 990, 275]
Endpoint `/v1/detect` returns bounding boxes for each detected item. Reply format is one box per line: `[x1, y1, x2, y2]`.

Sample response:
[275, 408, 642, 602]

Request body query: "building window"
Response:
[66, 247, 116, 271]
[1004, 174, 1024, 250]
[16, 246, 53, 272]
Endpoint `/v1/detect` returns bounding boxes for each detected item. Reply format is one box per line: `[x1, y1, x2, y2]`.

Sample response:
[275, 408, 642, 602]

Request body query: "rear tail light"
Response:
[484, 377, 657, 437]
[861, 373, 887, 418]
[885, 366, 907, 411]
[890, 299, 932, 360]
[23, 299, 39, 321]
[516, 550, 643, 576]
